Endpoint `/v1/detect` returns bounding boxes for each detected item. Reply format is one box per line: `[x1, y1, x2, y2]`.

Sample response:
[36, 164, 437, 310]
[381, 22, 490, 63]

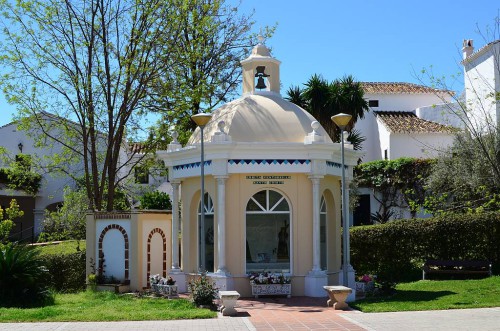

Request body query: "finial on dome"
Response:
[167, 129, 182, 152]
[258, 28, 265, 45]
[171, 131, 179, 143]
[304, 120, 323, 144]
[218, 120, 226, 134]
[311, 121, 320, 133]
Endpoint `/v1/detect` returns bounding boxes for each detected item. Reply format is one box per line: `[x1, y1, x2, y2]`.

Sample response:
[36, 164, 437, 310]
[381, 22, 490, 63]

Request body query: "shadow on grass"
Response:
[351, 289, 456, 308]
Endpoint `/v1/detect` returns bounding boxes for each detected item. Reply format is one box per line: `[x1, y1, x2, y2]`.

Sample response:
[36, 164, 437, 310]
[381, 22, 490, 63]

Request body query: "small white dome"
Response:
[188, 94, 332, 144]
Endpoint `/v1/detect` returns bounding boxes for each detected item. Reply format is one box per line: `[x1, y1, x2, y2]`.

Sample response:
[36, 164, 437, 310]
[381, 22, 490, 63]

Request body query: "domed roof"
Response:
[188, 94, 332, 144]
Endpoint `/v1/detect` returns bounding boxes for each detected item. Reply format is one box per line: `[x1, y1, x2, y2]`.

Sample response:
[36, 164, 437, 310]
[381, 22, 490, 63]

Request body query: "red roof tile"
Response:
[375, 111, 455, 134]
[362, 82, 450, 95]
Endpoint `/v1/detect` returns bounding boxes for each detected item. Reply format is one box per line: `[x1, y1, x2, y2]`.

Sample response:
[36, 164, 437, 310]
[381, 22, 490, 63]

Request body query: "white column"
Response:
[171, 181, 181, 272]
[309, 176, 322, 273]
[215, 176, 228, 274]
[305, 175, 327, 297]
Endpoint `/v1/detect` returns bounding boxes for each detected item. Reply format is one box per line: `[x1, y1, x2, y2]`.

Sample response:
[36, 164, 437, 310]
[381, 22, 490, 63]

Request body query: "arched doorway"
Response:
[246, 189, 291, 273]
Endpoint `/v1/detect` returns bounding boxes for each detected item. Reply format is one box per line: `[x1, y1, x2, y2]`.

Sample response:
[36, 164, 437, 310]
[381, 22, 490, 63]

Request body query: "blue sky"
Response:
[237, 0, 499, 93]
[1, 1, 498, 126]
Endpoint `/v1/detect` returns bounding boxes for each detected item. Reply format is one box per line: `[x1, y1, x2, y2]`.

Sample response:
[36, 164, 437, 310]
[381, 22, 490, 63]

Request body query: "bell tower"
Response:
[241, 35, 281, 96]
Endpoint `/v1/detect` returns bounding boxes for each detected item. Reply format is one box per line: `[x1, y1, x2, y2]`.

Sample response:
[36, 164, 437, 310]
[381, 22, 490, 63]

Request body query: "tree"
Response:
[285, 74, 369, 145]
[416, 15, 500, 214]
[0, 199, 24, 245]
[0, 0, 185, 211]
[355, 158, 435, 222]
[0, 0, 270, 210]
[38, 187, 88, 247]
[153, 0, 274, 145]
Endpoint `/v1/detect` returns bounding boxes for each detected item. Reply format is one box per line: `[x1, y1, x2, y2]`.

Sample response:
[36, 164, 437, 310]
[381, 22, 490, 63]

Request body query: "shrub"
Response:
[38, 187, 88, 244]
[139, 191, 172, 210]
[40, 250, 86, 292]
[188, 273, 218, 308]
[0, 244, 53, 307]
[350, 212, 500, 289]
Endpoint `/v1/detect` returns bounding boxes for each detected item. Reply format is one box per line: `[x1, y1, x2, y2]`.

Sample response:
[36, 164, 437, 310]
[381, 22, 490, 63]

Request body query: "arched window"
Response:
[246, 189, 290, 273]
[198, 192, 214, 272]
[320, 196, 327, 270]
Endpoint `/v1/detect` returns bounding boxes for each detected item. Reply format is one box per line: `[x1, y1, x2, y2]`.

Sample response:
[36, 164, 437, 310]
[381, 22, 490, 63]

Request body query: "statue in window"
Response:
[277, 220, 289, 260]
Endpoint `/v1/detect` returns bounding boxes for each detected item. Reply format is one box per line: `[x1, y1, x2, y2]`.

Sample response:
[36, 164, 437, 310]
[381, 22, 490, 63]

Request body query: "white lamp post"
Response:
[331, 113, 352, 287]
[191, 113, 212, 272]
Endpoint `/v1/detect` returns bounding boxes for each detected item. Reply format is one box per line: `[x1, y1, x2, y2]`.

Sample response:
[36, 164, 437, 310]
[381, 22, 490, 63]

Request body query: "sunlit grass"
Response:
[0, 291, 216, 322]
[34, 240, 86, 256]
[352, 276, 500, 312]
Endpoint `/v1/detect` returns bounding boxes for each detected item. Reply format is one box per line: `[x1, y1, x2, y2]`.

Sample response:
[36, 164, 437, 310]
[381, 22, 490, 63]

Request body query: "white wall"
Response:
[389, 133, 453, 160]
[464, 45, 498, 129]
[416, 102, 465, 128]
[355, 111, 381, 162]
[364, 93, 449, 112]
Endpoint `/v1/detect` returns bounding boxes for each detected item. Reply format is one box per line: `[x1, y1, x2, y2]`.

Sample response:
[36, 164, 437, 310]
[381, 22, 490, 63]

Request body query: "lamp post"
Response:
[331, 113, 352, 287]
[191, 113, 213, 272]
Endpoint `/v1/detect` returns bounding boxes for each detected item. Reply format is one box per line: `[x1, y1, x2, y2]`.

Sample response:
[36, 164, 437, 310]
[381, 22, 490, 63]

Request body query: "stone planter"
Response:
[355, 281, 374, 298]
[151, 284, 178, 297]
[251, 283, 291, 298]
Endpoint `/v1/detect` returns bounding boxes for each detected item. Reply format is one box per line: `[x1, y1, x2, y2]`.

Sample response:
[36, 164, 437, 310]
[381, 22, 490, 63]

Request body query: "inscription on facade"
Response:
[246, 175, 291, 185]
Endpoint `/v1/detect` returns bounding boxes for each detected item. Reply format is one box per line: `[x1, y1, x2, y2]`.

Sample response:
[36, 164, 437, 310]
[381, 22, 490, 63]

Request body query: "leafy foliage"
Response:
[355, 158, 435, 221]
[426, 132, 500, 214]
[285, 74, 369, 142]
[139, 191, 172, 210]
[0, 154, 41, 195]
[0, 0, 184, 211]
[350, 212, 500, 290]
[0, 199, 24, 244]
[154, 0, 275, 145]
[40, 250, 86, 293]
[38, 187, 88, 245]
[0, 244, 53, 307]
[188, 273, 218, 308]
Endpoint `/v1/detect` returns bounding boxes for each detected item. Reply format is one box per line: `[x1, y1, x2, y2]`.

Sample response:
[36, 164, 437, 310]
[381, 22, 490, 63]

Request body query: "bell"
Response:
[255, 66, 268, 76]
[255, 66, 270, 90]
[256, 76, 267, 89]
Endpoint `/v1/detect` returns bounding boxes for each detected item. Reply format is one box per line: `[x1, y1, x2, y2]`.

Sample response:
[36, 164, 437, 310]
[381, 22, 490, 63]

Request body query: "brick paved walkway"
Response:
[237, 296, 365, 330]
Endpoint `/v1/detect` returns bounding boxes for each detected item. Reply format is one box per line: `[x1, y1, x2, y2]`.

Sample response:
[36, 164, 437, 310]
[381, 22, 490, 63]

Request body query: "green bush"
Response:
[139, 191, 172, 210]
[40, 250, 86, 292]
[350, 212, 500, 288]
[188, 273, 218, 308]
[0, 244, 54, 307]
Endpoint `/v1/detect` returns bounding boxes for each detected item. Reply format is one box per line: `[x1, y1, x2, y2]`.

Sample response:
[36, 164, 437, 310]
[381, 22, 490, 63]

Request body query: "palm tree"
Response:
[286, 74, 369, 146]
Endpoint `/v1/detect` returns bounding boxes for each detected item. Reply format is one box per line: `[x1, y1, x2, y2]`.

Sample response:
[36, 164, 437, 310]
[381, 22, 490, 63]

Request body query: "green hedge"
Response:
[350, 212, 500, 285]
[40, 250, 86, 292]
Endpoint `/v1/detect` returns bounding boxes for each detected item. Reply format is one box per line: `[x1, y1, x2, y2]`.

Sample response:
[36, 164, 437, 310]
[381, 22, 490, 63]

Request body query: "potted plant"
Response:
[248, 272, 291, 298]
[355, 274, 375, 298]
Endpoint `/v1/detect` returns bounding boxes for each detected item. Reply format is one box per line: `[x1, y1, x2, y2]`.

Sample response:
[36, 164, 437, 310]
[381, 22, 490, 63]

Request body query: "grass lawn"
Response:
[0, 291, 216, 322]
[352, 276, 500, 312]
[34, 240, 86, 256]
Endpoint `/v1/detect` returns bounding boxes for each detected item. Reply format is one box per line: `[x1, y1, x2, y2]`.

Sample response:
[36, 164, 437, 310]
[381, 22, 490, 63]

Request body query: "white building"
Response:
[461, 39, 500, 130]
[357, 82, 456, 163]
[0, 120, 76, 239]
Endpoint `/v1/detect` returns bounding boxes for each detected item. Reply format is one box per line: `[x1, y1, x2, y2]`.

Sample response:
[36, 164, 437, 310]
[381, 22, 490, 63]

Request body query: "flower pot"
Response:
[251, 283, 291, 298]
[355, 281, 374, 298]
[151, 284, 178, 297]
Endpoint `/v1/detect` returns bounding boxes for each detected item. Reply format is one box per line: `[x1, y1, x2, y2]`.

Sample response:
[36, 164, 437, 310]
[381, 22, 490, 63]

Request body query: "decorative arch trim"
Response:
[98, 224, 129, 280]
[146, 228, 167, 287]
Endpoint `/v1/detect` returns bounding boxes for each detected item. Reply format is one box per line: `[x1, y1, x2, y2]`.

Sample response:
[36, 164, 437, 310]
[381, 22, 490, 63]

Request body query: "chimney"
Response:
[462, 39, 474, 60]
